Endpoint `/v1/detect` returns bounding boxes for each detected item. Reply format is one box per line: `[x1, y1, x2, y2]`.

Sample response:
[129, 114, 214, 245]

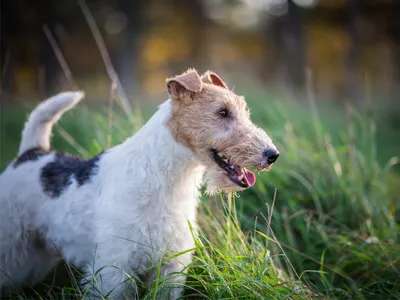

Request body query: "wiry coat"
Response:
[0, 69, 278, 299]
[0, 96, 201, 298]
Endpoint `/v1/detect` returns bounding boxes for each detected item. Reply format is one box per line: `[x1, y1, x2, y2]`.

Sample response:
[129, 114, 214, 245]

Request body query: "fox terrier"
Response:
[0, 69, 279, 299]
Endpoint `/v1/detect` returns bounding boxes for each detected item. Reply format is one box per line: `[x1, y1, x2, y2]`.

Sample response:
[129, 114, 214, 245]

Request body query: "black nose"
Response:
[264, 149, 280, 164]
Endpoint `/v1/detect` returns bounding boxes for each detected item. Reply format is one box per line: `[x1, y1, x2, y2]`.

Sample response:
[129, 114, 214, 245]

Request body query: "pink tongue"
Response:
[243, 168, 256, 186]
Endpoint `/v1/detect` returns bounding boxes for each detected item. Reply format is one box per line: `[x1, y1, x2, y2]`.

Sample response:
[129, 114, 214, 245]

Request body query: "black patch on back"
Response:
[40, 151, 104, 198]
[13, 147, 50, 168]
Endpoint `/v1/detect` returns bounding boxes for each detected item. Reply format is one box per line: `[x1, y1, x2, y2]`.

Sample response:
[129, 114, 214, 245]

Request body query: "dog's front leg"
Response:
[81, 261, 139, 300]
[150, 252, 193, 300]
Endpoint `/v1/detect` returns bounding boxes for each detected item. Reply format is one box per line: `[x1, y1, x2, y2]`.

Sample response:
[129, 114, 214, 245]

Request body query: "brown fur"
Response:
[167, 69, 277, 193]
[200, 71, 229, 89]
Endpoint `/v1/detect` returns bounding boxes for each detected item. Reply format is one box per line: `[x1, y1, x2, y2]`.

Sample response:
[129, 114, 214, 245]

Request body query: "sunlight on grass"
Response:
[1, 88, 399, 299]
[1, 10, 399, 297]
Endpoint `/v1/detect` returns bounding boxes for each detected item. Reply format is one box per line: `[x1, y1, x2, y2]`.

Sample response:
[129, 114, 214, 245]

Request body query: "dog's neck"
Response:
[116, 99, 203, 190]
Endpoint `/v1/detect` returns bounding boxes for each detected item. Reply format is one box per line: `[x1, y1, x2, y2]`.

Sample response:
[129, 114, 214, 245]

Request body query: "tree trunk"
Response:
[113, 0, 143, 104]
[263, 0, 306, 93]
[345, 0, 363, 103]
[188, 0, 207, 70]
[286, 0, 306, 90]
[0, 0, 14, 96]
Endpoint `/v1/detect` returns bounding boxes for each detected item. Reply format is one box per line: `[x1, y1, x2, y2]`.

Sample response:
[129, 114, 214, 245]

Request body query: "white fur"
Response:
[18, 91, 84, 155]
[0, 95, 203, 299]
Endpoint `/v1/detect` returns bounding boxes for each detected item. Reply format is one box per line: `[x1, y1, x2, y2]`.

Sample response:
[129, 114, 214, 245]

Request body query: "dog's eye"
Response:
[218, 108, 229, 118]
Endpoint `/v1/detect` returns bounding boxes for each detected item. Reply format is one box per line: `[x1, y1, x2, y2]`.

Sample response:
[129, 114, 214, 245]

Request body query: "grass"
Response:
[239, 86, 400, 299]
[1, 86, 399, 299]
[2, 2, 399, 297]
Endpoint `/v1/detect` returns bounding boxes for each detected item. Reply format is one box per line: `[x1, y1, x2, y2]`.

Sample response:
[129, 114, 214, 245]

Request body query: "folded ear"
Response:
[166, 68, 203, 101]
[201, 71, 229, 89]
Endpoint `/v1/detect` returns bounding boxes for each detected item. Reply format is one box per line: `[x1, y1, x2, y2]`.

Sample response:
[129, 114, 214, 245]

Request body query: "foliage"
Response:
[239, 89, 400, 299]
[1, 88, 399, 299]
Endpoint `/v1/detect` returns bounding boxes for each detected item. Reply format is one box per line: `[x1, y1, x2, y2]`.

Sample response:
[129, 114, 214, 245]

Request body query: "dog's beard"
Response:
[203, 167, 248, 194]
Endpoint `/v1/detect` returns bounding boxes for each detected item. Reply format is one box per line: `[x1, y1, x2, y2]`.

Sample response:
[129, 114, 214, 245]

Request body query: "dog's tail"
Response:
[18, 91, 85, 155]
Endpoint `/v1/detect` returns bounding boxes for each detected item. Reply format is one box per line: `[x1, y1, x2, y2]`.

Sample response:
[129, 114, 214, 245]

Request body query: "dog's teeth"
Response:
[238, 174, 244, 181]
[229, 165, 234, 169]
[217, 152, 223, 157]
[223, 159, 229, 163]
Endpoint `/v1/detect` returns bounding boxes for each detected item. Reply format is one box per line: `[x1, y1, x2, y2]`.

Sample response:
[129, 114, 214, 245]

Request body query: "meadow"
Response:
[0, 84, 399, 299]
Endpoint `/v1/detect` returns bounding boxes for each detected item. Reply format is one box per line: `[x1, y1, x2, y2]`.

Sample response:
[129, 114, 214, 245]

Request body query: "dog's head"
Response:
[167, 68, 279, 193]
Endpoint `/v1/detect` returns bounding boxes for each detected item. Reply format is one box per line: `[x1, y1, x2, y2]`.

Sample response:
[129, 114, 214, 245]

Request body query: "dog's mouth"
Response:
[211, 149, 256, 188]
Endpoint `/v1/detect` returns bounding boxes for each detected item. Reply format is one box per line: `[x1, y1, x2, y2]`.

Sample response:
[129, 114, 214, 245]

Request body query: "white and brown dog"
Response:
[0, 69, 279, 299]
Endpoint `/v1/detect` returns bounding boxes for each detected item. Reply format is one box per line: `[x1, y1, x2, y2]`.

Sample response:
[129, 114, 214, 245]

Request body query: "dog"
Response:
[0, 69, 279, 299]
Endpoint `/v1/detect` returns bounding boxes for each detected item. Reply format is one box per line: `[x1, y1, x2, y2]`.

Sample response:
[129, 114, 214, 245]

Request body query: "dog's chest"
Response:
[115, 190, 198, 274]
[94, 161, 203, 272]
[129, 174, 201, 258]
[146, 184, 199, 248]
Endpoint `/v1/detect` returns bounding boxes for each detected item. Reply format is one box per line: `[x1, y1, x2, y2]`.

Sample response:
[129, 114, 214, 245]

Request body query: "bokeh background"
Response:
[1, 0, 400, 166]
[1, 1, 400, 299]
[2, 0, 400, 102]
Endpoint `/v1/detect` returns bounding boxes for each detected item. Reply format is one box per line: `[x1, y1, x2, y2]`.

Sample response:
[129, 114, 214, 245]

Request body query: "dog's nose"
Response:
[264, 149, 280, 164]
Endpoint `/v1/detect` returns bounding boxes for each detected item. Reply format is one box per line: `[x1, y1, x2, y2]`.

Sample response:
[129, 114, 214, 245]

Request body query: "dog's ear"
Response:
[201, 71, 229, 89]
[166, 69, 203, 101]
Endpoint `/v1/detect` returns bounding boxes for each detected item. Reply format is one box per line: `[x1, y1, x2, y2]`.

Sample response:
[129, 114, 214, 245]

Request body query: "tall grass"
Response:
[1, 3, 399, 298]
[1, 89, 398, 299]
[237, 86, 400, 299]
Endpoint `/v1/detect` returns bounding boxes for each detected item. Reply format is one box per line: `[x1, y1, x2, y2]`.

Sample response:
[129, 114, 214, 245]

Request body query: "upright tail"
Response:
[18, 91, 85, 155]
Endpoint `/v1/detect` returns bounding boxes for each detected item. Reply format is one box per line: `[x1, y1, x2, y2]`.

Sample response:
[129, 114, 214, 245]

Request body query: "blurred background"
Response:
[1, 1, 400, 298]
[1, 0, 400, 103]
[1, 0, 399, 169]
